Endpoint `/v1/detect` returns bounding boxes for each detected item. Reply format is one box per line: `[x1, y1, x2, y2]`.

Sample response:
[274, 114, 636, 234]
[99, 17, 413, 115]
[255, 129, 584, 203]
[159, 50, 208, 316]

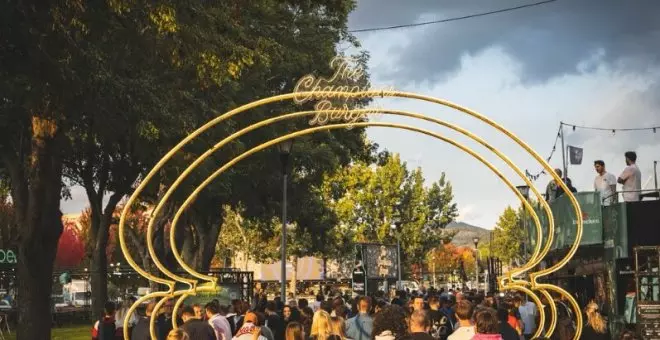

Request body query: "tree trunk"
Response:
[181, 225, 197, 268]
[90, 245, 108, 319]
[198, 216, 222, 272]
[88, 191, 124, 319]
[12, 116, 64, 340]
[289, 255, 298, 300]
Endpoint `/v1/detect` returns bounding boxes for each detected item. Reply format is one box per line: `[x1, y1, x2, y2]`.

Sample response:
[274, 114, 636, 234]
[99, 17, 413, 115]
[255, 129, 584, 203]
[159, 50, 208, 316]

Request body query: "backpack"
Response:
[430, 311, 451, 340]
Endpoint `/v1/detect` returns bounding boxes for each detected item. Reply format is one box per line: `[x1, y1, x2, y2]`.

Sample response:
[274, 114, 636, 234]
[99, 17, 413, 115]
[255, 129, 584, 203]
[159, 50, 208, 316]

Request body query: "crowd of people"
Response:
[89, 286, 639, 340]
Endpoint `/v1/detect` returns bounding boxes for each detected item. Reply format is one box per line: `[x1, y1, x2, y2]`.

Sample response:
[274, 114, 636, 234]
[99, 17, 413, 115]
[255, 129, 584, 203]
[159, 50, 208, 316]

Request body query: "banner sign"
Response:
[361, 244, 398, 279]
[351, 264, 366, 296]
[526, 192, 603, 251]
[0, 249, 17, 268]
[182, 283, 242, 307]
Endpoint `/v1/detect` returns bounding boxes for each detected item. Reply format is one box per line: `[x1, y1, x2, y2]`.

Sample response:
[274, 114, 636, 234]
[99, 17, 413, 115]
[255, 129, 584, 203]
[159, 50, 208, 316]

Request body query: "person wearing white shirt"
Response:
[594, 160, 617, 206]
[618, 151, 642, 202]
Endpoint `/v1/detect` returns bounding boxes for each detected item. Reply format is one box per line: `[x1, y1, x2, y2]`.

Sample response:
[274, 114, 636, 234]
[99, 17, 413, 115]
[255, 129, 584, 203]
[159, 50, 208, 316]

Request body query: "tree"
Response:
[2, 0, 372, 333]
[321, 154, 458, 278]
[489, 206, 525, 265]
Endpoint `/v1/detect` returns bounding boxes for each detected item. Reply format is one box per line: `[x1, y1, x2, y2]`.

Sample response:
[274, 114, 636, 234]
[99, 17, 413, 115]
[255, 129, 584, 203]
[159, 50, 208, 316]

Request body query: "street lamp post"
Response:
[390, 217, 402, 290]
[277, 140, 294, 300]
[473, 237, 479, 292]
[431, 252, 436, 288]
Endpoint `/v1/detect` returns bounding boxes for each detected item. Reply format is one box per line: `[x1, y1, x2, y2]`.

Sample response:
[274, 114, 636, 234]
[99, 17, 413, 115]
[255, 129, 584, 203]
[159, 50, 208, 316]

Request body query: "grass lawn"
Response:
[5, 325, 90, 340]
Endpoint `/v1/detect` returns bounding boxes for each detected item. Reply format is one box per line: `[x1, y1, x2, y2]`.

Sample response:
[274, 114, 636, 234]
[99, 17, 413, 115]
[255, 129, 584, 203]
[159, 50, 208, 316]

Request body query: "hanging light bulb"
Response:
[572, 125, 576, 131]
[612, 129, 616, 134]
[654, 127, 657, 133]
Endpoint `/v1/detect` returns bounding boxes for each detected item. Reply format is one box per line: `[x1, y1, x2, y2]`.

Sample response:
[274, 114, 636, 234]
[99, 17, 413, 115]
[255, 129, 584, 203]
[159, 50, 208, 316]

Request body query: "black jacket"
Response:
[181, 319, 216, 340]
[132, 317, 151, 340]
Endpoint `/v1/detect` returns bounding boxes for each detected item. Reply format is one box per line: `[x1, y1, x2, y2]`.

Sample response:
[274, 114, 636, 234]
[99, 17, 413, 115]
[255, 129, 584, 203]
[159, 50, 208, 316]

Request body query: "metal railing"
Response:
[602, 189, 660, 204]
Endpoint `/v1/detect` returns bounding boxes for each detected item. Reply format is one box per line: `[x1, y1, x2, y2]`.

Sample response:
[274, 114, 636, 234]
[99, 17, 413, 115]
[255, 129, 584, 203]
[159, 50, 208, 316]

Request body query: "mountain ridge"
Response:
[445, 221, 492, 247]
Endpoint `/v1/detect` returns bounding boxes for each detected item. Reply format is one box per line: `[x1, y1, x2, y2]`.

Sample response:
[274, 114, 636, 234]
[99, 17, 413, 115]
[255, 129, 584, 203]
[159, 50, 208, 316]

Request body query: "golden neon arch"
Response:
[157, 108, 556, 338]
[119, 90, 583, 340]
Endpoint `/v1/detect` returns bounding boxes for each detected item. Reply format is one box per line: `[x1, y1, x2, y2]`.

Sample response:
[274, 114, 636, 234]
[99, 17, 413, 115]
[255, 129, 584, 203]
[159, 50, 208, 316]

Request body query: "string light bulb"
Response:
[572, 125, 576, 131]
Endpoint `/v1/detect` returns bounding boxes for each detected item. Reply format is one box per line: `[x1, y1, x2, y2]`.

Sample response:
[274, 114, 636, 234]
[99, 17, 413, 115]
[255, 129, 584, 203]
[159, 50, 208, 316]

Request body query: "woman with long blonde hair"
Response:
[311, 310, 340, 340]
[581, 302, 611, 340]
[330, 316, 348, 339]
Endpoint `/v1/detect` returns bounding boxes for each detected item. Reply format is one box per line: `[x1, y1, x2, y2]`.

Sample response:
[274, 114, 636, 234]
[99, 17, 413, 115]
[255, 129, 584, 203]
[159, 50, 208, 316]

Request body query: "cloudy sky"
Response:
[62, 0, 660, 230]
[347, 0, 660, 228]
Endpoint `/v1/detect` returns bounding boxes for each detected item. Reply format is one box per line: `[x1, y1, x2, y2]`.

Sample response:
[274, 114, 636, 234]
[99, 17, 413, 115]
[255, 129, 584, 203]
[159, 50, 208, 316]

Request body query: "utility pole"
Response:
[560, 122, 567, 179]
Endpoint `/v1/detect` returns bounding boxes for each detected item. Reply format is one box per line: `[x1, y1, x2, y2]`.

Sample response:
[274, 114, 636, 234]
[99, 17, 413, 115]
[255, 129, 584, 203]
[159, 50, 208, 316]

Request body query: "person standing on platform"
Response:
[618, 151, 642, 202]
[594, 160, 617, 205]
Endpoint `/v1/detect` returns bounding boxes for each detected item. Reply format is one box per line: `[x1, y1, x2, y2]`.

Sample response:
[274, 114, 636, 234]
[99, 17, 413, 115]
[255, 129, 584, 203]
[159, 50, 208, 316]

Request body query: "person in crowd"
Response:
[321, 300, 334, 314]
[427, 296, 449, 340]
[180, 305, 216, 340]
[330, 316, 348, 340]
[92, 301, 117, 340]
[618, 151, 642, 202]
[159, 300, 176, 340]
[412, 297, 425, 312]
[284, 305, 301, 325]
[234, 312, 268, 340]
[311, 310, 339, 340]
[495, 309, 518, 340]
[594, 160, 618, 205]
[266, 301, 286, 340]
[344, 296, 373, 340]
[255, 311, 276, 340]
[515, 296, 535, 340]
[447, 300, 475, 340]
[286, 322, 306, 340]
[545, 169, 563, 201]
[299, 299, 309, 310]
[313, 294, 324, 312]
[301, 306, 315, 338]
[504, 302, 523, 337]
[391, 291, 404, 307]
[374, 299, 387, 315]
[551, 305, 575, 340]
[114, 297, 138, 338]
[439, 297, 456, 330]
[168, 329, 191, 340]
[334, 305, 348, 320]
[372, 305, 409, 340]
[115, 297, 138, 339]
[409, 310, 434, 340]
[472, 308, 502, 340]
[193, 304, 205, 320]
[206, 302, 233, 340]
[227, 299, 243, 334]
[581, 302, 611, 340]
[132, 302, 156, 340]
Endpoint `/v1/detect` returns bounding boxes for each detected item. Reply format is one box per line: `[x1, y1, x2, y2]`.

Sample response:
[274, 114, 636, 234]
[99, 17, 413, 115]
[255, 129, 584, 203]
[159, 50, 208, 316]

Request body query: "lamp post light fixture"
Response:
[390, 211, 402, 290]
[277, 139, 294, 301]
[473, 237, 479, 292]
[515, 185, 530, 200]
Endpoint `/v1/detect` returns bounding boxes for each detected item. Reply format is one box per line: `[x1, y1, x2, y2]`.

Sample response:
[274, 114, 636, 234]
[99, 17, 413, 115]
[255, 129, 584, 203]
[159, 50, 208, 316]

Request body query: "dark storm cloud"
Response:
[349, 0, 660, 84]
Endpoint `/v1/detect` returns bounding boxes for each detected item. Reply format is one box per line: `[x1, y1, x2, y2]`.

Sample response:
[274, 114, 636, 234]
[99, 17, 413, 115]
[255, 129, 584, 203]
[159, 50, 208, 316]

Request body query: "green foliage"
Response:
[320, 154, 459, 273]
[1, 0, 373, 325]
[489, 206, 525, 265]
